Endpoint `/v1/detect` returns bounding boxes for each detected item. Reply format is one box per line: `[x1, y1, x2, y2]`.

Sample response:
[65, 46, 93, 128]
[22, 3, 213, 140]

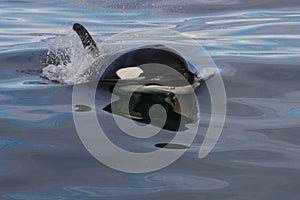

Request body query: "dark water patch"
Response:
[0, 49, 47, 80]
[226, 100, 265, 117]
[253, 67, 299, 82]
[26, 109, 57, 114]
[74, 105, 92, 112]
[155, 143, 189, 149]
[22, 80, 48, 85]
[16, 69, 42, 76]
[219, 59, 300, 99]
[254, 127, 300, 146]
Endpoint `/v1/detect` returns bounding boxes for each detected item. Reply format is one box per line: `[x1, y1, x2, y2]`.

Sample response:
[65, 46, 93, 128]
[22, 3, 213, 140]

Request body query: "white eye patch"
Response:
[116, 67, 144, 80]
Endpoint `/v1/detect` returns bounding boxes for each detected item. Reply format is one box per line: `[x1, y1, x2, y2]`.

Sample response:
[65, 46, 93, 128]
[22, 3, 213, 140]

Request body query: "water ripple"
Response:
[3, 173, 228, 200]
[0, 1, 300, 199]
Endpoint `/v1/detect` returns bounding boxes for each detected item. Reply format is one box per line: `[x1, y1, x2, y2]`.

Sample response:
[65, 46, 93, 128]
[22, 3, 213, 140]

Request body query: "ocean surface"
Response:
[0, 0, 300, 199]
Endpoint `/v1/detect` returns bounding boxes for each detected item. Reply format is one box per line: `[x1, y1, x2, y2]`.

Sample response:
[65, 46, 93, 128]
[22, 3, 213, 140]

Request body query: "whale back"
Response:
[100, 45, 195, 84]
[72, 23, 197, 86]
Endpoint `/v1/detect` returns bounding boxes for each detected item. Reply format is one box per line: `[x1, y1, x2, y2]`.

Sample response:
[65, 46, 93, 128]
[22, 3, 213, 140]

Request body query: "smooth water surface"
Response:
[0, 0, 300, 199]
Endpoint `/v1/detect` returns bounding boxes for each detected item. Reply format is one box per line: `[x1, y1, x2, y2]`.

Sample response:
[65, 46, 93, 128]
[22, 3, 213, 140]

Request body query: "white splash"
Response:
[41, 31, 99, 84]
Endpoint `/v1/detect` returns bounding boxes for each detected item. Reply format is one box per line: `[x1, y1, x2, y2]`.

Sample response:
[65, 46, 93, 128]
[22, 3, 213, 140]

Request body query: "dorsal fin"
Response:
[73, 23, 100, 58]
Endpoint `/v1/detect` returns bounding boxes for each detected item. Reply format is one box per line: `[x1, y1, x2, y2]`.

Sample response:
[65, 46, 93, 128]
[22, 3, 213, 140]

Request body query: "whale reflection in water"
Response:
[103, 80, 198, 132]
[102, 62, 199, 132]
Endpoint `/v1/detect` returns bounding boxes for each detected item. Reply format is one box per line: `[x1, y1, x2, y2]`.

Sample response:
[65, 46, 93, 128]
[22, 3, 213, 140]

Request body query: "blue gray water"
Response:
[0, 0, 300, 199]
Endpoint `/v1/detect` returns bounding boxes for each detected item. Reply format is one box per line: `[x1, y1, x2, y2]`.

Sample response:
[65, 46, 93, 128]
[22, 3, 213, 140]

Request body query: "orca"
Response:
[63, 23, 216, 131]
[71, 23, 214, 131]
[72, 23, 205, 87]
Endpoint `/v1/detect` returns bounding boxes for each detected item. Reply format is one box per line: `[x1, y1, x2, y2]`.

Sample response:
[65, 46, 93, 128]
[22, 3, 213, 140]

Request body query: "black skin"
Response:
[73, 23, 100, 58]
[101, 46, 195, 85]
